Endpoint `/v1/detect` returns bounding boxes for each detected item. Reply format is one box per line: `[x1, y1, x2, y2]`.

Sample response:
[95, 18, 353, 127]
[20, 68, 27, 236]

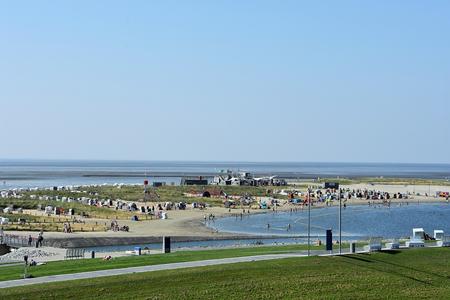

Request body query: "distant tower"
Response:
[143, 171, 159, 202]
[144, 180, 149, 200]
[144, 171, 149, 202]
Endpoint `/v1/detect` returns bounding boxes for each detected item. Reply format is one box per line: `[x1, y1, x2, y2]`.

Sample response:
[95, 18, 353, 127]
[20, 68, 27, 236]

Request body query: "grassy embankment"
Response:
[0, 244, 324, 281]
[1, 248, 450, 299]
[81, 184, 287, 204]
[4, 185, 285, 211]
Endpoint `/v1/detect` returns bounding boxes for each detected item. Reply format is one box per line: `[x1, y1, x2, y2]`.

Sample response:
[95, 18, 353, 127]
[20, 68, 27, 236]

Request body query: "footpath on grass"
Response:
[0, 244, 341, 282]
[0, 253, 307, 289]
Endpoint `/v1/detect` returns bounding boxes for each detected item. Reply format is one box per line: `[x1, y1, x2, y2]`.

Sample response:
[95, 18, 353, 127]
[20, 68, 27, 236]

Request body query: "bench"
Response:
[385, 239, 400, 250]
[64, 248, 85, 259]
[364, 237, 383, 252]
[405, 238, 424, 248]
[437, 236, 450, 247]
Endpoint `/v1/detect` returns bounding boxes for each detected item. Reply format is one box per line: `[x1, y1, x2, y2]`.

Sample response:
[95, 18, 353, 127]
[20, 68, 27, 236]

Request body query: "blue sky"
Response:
[0, 1, 449, 163]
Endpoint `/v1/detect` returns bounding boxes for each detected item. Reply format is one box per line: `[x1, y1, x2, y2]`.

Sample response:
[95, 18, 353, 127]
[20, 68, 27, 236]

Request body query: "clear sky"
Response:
[0, 1, 449, 163]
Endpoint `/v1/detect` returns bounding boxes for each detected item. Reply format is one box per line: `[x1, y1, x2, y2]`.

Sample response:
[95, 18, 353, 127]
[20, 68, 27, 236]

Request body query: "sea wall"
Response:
[44, 235, 282, 248]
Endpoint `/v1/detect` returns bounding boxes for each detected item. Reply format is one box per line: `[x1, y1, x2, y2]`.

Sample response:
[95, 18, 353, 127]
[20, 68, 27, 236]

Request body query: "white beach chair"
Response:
[434, 230, 444, 241]
[406, 228, 425, 248]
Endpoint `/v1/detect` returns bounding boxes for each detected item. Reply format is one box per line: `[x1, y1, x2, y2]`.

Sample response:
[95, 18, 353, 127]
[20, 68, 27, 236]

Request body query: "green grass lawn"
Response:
[80, 184, 286, 204]
[1, 248, 449, 299]
[0, 244, 324, 282]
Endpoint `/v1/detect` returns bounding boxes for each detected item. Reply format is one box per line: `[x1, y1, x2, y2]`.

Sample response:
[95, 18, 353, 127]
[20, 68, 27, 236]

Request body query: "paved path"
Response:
[0, 253, 307, 289]
[0, 263, 22, 268]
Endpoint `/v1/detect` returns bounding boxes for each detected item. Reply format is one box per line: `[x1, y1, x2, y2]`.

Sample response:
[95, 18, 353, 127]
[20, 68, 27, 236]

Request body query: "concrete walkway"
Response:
[0, 263, 22, 268]
[0, 253, 307, 289]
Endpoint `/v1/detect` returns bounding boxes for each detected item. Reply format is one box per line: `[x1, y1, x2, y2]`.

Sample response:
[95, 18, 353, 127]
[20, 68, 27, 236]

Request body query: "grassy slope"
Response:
[1, 248, 449, 299]
[0, 245, 324, 282]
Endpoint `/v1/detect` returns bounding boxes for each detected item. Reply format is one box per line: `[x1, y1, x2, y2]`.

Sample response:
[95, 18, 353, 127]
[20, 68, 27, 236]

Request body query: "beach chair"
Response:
[405, 228, 425, 248]
[434, 230, 444, 241]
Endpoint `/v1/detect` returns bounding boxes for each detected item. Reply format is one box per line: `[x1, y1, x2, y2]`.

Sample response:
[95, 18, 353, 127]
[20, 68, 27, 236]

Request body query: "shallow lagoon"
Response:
[208, 202, 450, 239]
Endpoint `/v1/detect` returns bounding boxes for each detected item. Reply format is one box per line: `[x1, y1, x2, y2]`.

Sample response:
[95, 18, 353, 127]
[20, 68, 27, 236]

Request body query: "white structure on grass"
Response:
[406, 228, 425, 248]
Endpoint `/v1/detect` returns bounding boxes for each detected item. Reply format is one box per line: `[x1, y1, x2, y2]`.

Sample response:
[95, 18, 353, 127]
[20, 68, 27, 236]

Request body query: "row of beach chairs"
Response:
[364, 228, 450, 252]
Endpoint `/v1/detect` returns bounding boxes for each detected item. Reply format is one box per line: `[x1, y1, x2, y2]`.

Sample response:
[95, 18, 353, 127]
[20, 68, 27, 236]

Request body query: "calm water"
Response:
[208, 203, 450, 239]
[1, 160, 449, 189]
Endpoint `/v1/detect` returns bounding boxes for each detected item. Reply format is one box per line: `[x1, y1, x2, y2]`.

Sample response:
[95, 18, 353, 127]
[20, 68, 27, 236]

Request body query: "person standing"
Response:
[37, 231, 44, 247]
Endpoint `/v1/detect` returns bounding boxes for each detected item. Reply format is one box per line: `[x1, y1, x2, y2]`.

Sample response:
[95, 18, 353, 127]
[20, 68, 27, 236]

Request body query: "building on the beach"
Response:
[212, 170, 286, 186]
[181, 178, 208, 185]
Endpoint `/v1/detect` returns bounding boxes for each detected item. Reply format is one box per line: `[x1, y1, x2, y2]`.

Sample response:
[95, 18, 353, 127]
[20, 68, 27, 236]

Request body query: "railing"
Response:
[0, 234, 47, 248]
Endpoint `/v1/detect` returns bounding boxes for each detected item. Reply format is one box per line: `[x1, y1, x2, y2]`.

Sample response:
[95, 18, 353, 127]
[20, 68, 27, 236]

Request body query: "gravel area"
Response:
[0, 247, 63, 263]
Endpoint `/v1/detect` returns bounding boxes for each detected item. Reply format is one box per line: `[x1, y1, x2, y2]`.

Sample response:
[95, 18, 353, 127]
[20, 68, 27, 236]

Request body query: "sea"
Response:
[0, 159, 450, 190]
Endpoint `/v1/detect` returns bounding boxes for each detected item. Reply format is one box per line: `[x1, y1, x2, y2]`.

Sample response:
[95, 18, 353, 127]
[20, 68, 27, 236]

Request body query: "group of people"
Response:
[23, 255, 38, 267]
[110, 219, 120, 231]
[27, 231, 44, 248]
[63, 222, 73, 233]
[109, 219, 129, 232]
[204, 213, 216, 222]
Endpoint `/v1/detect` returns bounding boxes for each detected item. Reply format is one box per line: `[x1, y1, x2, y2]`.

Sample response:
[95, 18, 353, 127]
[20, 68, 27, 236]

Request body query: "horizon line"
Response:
[0, 158, 449, 166]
